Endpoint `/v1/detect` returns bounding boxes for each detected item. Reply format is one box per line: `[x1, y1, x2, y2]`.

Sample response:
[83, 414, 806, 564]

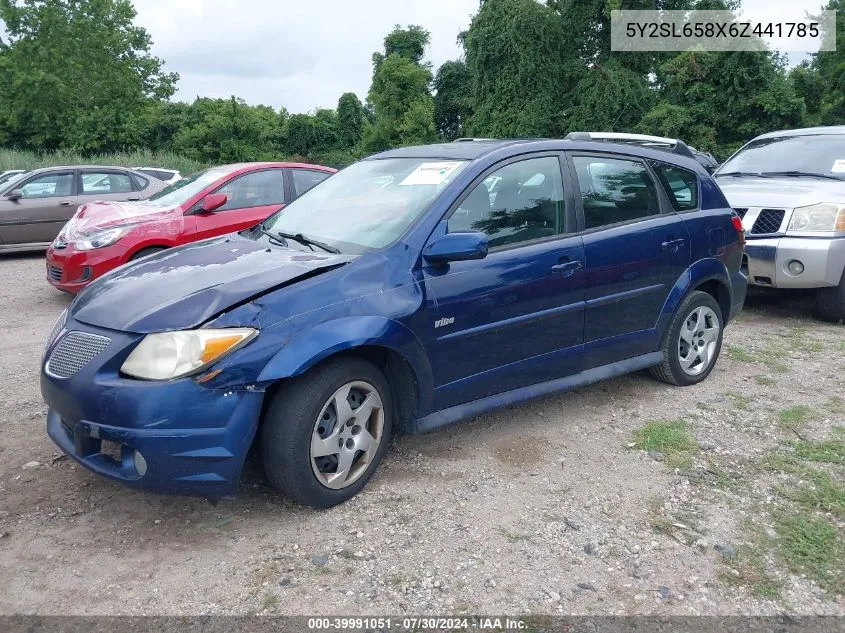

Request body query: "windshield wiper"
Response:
[253, 225, 289, 247]
[715, 171, 768, 178]
[273, 231, 341, 254]
[760, 171, 843, 181]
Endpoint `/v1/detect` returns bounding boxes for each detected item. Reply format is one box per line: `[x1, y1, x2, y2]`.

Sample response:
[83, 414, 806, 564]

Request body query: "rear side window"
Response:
[650, 162, 699, 211]
[131, 174, 149, 190]
[292, 169, 331, 197]
[572, 156, 660, 230]
[139, 169, 174, 181]
[81, 172, 134, 194]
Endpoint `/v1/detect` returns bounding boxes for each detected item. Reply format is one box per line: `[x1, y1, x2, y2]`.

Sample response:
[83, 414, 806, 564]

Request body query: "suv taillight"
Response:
[731, 213, 745, 248]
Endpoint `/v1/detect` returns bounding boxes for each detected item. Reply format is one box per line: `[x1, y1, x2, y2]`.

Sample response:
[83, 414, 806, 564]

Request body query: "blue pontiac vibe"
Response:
[41, 136, 747, 507]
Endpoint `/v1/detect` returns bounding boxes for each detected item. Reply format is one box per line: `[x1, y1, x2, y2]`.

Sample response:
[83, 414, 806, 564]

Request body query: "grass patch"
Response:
[786, 326, 824, 354]
[260, 593, 279, 611]
[719, 544, 782, 599]
[779, 471, 845, 519]
[0, 147, 204, 175]
[633, 419, 698, 468]
[755, 375, 777, 386]
[727, 392, 753, 410]
[792, 438, 845, 466]
[778, 405, 814, 427]
[773, 511, 845, 595]
[825, 397, 845, 414]
[727, 345, 754, 362]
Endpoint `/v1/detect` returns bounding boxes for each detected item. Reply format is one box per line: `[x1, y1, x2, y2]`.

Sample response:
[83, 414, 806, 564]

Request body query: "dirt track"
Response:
[1, 252, 843, 615]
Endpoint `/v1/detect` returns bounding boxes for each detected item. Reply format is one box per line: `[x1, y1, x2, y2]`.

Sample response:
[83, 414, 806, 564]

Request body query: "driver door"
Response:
[419, 154, 586, 411]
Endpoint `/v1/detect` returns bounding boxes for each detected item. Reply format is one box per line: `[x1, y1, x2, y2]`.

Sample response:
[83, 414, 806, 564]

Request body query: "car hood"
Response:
[715, 176, 845, 209]
[61, 200, 183, 242]
[71, 235, 353, 333]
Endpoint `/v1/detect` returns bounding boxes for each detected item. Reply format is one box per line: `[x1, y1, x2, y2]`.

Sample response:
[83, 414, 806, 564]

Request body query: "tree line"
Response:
[0, 0, 842, 168]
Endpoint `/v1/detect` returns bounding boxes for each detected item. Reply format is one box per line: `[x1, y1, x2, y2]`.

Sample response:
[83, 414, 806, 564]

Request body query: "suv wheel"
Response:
[261, 357, 393, 508]
[651, 290, 724, 386]
[816, 269, 845, 323]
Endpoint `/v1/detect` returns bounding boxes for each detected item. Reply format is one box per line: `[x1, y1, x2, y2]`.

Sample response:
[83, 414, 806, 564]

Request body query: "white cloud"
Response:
[132, 0, 825, 113]
[132, 0, 479, 113]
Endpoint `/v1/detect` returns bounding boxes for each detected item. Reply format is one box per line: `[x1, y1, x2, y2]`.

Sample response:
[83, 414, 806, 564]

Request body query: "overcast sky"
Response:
[131, 0, 828, 114]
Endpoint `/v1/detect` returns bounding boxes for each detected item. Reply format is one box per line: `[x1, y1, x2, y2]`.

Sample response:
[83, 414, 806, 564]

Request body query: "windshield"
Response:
[143, 168, 228, 207]
[261, 158, 468, 252]
[717, 134, 845, 179]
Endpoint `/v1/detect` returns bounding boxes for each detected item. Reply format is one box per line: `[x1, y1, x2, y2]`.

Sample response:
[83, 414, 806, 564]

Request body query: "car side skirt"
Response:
[412, 351, 664, 434]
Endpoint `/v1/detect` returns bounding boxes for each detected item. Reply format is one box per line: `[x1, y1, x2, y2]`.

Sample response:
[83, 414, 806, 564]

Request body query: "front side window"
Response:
[448, 156, 565, 248]
[262, 158, 468, 253]
[81, 172, 133, 194]
[292, 169, 331, 197]
[573, 156, 659, 229]
[19, 172, 74, 199]
[214, 169, 285, 211]
[650, 162, 699, 211]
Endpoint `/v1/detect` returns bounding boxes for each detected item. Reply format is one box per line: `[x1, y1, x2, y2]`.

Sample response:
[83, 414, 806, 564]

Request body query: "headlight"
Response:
[787, 203, 845, 234]
[74, 226, 132, 251]
[43, 308, 68, 359]
[121, 328, 258, 380]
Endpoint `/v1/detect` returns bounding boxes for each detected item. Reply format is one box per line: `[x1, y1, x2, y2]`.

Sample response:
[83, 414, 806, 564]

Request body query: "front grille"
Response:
[46, 331, 111, 379]
[734, 208, 748, 219]
[750, 209, 785, 235]
[47, 264, 62, 282]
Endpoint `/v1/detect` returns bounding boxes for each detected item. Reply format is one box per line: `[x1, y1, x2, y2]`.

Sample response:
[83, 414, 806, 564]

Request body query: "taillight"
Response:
[731, 213, 745, 248]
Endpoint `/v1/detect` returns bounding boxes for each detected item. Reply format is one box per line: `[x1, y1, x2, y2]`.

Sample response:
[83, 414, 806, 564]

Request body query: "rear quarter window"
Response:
[649, 162, 699, 212]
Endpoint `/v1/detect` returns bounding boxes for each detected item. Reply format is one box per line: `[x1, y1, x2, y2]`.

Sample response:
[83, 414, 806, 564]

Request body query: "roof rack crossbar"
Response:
[565, 132, 695, 159]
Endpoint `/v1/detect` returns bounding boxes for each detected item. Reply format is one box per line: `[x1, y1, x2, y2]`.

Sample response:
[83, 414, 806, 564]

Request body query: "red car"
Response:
[46, 162, 335, 292]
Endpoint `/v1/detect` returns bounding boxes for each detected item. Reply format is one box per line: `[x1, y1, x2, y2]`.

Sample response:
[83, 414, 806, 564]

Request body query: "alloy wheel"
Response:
[677, 306, 720, 376]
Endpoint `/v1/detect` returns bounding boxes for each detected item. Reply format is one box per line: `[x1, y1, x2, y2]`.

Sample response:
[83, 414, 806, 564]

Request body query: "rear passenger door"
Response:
[289, 168, 332, 200]
[567, 153, 691, 369]
[421, 154, 585, 410]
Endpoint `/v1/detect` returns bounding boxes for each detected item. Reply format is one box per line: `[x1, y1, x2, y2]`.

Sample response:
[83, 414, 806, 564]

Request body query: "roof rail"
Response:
[453, 137, 496, 142]
[565, 132, 696, 159]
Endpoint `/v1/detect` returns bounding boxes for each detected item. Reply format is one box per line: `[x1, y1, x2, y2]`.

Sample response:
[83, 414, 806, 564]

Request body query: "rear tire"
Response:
[650, 290, 724, 387]
[261, 357, 393, 508]
[130, 247, 166, 261]
[816, 269, 845, 323]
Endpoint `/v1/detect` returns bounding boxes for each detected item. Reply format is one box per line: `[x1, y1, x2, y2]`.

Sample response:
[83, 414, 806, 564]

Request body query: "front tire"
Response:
[261, 357, 393, 508]
[816, 269, 845, 323]
[650, 290, 724, 386]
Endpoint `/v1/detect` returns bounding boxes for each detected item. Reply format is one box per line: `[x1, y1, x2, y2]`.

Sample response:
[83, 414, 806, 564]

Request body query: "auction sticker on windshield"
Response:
[400, 161, 463, 186]
[831, 159, 845, 174]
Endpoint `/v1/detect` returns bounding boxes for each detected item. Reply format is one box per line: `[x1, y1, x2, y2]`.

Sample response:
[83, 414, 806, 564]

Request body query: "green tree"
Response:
[365, 25, 434, 150]
[336, 92, 365, 148]
[463, 0, 576, 137]
[0, 0, 177, 151]
[810, 0, 845, 123]
[433, 60, 473, 140]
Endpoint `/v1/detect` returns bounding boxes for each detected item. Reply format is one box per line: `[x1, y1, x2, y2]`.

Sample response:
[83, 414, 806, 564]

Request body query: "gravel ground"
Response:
[0, 252, 843, 616]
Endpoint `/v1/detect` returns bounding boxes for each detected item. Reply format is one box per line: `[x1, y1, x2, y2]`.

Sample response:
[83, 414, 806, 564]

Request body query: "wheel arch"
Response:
[658, 258, 733, 338]
[257, 316, 433, 433]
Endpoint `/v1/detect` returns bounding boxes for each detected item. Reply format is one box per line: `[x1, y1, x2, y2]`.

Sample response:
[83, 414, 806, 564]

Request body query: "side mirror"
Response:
[6, 189, 22, 202]
[200, 192, 228, 213]
[423, 232, 488, 264]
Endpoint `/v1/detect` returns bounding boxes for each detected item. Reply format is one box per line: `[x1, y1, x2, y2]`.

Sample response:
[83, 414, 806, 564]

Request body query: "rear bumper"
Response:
[744, 237, 845, 289]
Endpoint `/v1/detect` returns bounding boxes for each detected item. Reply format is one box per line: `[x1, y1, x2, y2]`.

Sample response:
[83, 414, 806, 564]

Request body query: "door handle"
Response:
[58, 200, 74, 206]
[661, 238, 686, 251]
[551, 259, 583, 276]
[127, 196, 141, 201]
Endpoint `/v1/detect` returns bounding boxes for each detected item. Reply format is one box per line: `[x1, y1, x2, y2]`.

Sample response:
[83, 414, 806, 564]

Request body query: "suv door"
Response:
[567, 152, 692, 368]
[420, 154, 585, 410]
[0, 170, 77, 245]
[190, 168, 287, 241]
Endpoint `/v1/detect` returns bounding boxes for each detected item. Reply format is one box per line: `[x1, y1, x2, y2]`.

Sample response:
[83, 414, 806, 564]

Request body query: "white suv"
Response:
[715, 126, 845, 321]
